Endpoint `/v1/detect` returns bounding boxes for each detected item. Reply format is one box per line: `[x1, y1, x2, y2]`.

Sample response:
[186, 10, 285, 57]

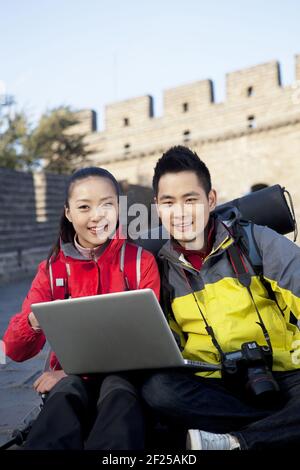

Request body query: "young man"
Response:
[141, 145, 300, 450]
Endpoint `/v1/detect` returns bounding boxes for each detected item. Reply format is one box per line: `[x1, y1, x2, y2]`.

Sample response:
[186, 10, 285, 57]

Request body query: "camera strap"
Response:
[182, 268, 226, 362]
[227, 243, 273, 355]
[183, 261, 273, 363]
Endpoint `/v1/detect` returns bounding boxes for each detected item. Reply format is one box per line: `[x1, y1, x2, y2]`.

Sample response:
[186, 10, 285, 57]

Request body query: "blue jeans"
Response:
[141, 369, 300, 449]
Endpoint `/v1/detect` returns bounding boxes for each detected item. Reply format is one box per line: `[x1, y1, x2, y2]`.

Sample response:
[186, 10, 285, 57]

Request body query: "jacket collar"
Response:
[158, 210, 239, 271]
[73, 235, 109, 261]
[60, 227, 126, 263]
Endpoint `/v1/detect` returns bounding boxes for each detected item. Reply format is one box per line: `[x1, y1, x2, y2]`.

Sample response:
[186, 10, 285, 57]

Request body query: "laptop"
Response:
[31, 289, 220, 375]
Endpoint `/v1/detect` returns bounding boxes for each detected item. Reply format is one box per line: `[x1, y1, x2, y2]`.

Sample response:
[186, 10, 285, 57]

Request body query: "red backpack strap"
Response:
[120, 242, 142, 290]
[48, 257, 70, 300]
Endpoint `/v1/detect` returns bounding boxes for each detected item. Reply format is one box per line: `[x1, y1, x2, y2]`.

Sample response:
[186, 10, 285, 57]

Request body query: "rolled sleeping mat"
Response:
[215, 184, 297, 238]
[134, 185, 297, 255]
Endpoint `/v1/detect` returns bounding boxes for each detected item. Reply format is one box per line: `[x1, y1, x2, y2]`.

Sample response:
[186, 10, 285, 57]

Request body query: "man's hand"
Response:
[28, 312, 41, 331]
[33, 370, 67, 394]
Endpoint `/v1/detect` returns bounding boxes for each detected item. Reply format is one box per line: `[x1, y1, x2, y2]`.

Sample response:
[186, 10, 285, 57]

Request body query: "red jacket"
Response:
[3, 235, 160, 370]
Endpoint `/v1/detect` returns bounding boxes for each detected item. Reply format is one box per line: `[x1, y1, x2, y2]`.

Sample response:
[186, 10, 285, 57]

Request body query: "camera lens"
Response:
[247, 367, 279, 397]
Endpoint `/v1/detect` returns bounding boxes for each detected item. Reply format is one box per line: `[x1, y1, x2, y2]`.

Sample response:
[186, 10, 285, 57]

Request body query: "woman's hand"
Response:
[28, 312, 41, 331]
[33, 370, 67, 394]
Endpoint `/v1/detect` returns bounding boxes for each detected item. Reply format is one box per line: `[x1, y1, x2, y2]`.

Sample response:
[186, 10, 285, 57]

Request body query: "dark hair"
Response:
[47, 167, 121, 265]
[152, 145, 212, 196]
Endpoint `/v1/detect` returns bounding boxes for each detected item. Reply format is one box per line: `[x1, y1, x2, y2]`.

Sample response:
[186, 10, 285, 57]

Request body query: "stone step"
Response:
[0, 229, 56, 238]
[0, 216, 61, 224]
[0, 237, 55, 252]
[0, 222, 57, 232]
[0, 235, 58, 246]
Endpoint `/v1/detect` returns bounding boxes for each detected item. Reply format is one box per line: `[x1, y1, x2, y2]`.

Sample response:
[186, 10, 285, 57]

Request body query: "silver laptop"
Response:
[32, 289, 220, 375]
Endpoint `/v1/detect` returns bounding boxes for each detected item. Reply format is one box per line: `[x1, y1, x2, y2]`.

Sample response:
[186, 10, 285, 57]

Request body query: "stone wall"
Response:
[0, 168, 153, 283]
[0, 169, 68, 283]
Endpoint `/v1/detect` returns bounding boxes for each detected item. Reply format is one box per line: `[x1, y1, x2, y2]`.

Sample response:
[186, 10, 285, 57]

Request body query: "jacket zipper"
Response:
[168, 235, 234, 275]
[91, 251, 101, 294]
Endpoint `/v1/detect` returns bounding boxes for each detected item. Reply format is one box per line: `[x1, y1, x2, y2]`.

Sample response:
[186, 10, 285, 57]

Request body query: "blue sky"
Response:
[1, 0, 299, 129]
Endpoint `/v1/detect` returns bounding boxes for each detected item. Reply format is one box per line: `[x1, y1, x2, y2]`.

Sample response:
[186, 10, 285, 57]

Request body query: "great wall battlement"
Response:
[78, 55, 300, 225]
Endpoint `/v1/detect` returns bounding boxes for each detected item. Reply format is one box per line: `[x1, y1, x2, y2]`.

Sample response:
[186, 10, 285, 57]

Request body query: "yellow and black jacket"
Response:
[159, 212, 300, 378]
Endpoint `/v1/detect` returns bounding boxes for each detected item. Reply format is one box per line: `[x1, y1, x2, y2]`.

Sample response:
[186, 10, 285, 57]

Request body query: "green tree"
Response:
[0, 111, 32, 170]
[0, 106, 90, 173]
[26, 106, 91, 174]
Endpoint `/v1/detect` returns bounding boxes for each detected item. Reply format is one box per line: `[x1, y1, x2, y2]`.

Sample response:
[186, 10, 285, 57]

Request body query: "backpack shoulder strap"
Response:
[238, 221, 262, 273]
[230, 220, 294, 320]
[227, 219, 262, 287]
[227, 219, 262, 275]
[120, 242, 142, 290]
[48, 257, 69, 300]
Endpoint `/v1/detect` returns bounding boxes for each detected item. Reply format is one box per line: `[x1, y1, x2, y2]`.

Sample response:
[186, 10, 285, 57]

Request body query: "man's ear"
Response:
[208, 189, 217, 212]
[65, 206, 72, 223]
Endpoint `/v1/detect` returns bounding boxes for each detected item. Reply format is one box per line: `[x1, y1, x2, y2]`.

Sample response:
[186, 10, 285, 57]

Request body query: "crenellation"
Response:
[69, 109, 97, 135]
[226, 61, 282, 102]
[105, 95, 154, 132]
[163, 80, 214, 119]
[82, 57, 299, 165]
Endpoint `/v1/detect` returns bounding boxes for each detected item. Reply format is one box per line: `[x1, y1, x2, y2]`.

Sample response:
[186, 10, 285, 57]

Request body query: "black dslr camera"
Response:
[222, 341, 280, 401]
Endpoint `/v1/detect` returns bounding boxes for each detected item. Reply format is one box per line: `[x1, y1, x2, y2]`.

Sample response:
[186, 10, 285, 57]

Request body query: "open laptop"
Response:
[31, 289, 220, 375]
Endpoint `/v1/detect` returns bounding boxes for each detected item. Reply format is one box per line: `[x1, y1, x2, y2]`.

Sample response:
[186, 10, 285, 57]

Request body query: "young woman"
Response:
[3, 167, 160, 450]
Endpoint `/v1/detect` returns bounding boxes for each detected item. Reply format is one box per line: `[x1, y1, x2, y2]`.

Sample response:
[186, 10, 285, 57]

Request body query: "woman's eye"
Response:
[162, 201, 173, 207]
[103, 202, 113, 207]
[78, 205, 89, 210]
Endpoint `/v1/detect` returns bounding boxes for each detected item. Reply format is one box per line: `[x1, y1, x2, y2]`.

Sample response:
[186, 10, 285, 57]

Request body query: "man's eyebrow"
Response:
[182, 192, 201, 197]
[158, 194, 175, 200]
[159, 191, 201, 200]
